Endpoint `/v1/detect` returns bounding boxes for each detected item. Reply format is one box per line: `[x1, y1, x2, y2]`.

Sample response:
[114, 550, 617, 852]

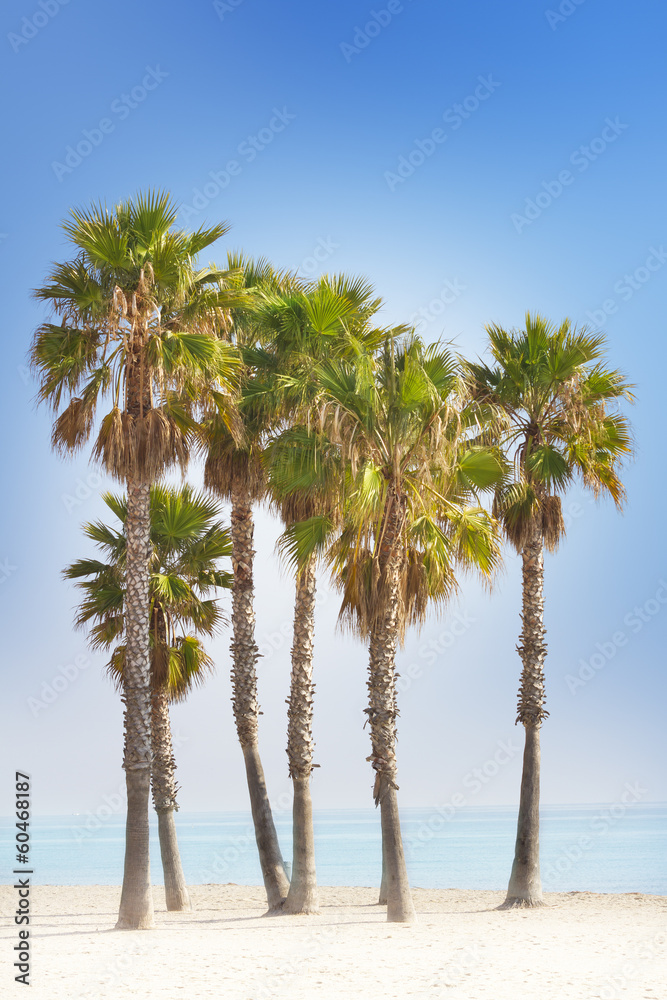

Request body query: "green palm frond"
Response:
[31, 190, 239, 483]
[301, 337, 504, 641]
[277, 515, 336, 574]
[462, 312, 634, 550]
[64, 483, 231, 700]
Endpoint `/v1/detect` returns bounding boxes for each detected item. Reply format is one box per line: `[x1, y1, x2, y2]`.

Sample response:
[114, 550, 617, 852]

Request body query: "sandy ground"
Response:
[1, 884, 666, 999]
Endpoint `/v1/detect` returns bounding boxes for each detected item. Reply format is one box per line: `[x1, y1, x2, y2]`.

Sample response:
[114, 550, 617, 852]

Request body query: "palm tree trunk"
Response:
[367, 487, 415, 923]
[282, 556, 319, 915]
[377, 651, 396, 907]
[230, 484, 288, 910]
[378, 838, 388, 905]
[116, 479, 155, 930]
[501, 519, 548, 909]
[151, 685, 191, 912]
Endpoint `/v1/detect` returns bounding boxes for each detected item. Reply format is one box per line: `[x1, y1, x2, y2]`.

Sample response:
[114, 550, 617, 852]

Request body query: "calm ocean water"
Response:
[3, 804, 665, 894]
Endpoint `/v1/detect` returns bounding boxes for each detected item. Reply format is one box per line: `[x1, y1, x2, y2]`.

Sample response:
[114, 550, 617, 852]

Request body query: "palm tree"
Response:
[315, 337, 502, 922]
[463, 313, 633, 908]
[248, 275, 391, 914]
[202, 268, 385, 911]
[64, 486, 232, 910]
[30, 191, 239, 928]
[200, 253, 298, 910]
[265, 427, 346, 915]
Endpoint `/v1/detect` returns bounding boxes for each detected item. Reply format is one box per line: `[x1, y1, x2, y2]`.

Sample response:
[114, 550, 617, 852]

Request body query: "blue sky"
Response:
[1, 0, 666, 819]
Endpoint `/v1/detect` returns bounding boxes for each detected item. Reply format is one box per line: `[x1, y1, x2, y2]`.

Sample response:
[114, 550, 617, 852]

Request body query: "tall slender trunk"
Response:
[378, 843, 388, 905]
[501, 519, 548, 909]
[151, 684, 191, 912]
[282, 556, 319, 915]
[116, 479, 155, 930]
[378, 660, 396, 906]
[230, 484, 288, 909]
[367, 486, 416, 923]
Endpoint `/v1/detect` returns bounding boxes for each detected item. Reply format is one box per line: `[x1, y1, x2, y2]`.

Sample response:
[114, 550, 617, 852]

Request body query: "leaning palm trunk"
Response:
[230, 486, 289, 909]
[151, 684, 191, 911]
[282, 556, 319, 915]
[501, 519, 548, 909]
[116, 480, 155, 930]
[366, 488, 415, 923]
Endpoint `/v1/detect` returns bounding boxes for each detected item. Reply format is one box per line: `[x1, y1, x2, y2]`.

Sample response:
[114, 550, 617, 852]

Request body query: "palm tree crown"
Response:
[464, 312, 633, 552]
[31, 190, 240, 482]
[63, 485, 232, 696]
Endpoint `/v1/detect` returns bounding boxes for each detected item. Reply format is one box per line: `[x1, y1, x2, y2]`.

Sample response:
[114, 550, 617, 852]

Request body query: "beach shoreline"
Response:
[2, 884, 665, 999]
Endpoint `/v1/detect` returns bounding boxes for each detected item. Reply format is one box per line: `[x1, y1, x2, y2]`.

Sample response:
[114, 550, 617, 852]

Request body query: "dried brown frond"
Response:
[152, 642, 170, 691]
[92, 406, 190, 482]
[204, 445, 265, 502]
[541, 495, 565, 552]
[51, 396, 95, 454]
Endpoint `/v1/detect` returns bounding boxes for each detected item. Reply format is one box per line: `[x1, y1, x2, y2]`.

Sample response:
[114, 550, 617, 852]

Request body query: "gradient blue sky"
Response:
[1, 0, 666, 817]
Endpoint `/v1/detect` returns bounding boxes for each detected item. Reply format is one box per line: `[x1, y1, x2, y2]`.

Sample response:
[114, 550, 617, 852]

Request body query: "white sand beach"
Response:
[2, 884, 665, 999]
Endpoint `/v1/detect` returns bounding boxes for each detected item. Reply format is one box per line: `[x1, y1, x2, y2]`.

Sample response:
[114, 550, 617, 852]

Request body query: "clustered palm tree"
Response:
[31, 192, 633, 929]
[63, 486, 232, 912]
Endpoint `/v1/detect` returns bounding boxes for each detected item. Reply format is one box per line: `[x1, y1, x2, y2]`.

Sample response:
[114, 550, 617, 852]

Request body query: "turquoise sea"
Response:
[3, 804, 666, 893]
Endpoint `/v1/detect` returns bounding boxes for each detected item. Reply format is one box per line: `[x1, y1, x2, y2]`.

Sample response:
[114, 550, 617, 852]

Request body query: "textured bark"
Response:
[501, 725, 544, 908]
[243, 745, 289, 909]
[116, 478, 154, 930]
[283, 558, 319, 915]
[157, 810, 191, 911]
[515, 524, 548, 730]
[366, 487, 416, 923]
[230, 488, 261, 748]
[378, 612, 396, 908]
[151, 685, 191, 912]
[380, 781, 415, 922]
[378, 841, 388, 905]
[501, 520, 547, 909]
[282, 777, 319, 914]
[230, 484, 288, 909]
